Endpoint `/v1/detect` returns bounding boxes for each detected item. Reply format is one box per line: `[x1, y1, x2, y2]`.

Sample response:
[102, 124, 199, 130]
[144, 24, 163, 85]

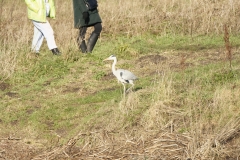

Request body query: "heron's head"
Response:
[103, 55, 116, 61]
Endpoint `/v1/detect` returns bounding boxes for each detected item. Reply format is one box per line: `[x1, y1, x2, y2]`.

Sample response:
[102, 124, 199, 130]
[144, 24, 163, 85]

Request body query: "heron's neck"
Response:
[112, 59, 117, 73]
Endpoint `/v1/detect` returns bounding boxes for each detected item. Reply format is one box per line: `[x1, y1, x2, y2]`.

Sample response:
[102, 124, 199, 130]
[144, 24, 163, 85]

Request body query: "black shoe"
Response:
[51, 48, 61, 55]
[87, 33, 99, 53]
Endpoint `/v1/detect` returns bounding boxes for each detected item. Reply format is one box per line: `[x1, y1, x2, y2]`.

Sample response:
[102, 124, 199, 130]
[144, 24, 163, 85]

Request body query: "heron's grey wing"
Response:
[118, 69, 138, 80]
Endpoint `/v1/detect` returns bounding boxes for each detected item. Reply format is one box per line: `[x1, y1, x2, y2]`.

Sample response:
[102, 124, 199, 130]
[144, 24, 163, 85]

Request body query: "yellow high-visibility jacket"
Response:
[25, 0, 56, 22]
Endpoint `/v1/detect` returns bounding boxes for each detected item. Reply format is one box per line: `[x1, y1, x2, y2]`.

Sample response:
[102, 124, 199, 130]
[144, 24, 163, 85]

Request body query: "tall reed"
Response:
[224, 24, 232, 68]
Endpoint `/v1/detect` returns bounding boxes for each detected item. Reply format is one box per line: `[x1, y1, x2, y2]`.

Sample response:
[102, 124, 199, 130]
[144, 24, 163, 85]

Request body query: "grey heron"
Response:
[103, 55, 138, 95]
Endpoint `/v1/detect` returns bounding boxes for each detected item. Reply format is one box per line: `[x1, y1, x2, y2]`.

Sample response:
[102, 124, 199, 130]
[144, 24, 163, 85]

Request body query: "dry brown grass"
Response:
[0, 50, 17, 81]
[1, 0, 240, 79]
[100, 0, 240, 35]
[1, 0, 240, 44]
[224, 24, 232, 68]
[31, 130, 192, 160]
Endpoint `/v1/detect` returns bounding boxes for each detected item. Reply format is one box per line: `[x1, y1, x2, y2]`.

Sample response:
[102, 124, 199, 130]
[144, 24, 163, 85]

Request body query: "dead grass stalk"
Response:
[224, 24, 232, 68]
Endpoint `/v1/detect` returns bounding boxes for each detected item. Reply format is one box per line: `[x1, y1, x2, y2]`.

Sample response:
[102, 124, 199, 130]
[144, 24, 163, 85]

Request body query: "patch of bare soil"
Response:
[137, 54, 167, 67]
[0, 82, 10, 91]
[101, 72, 115, 81]
[0, 138, 40, 160]
[0, 82, 20, 99]
[132, 48, 240, 79]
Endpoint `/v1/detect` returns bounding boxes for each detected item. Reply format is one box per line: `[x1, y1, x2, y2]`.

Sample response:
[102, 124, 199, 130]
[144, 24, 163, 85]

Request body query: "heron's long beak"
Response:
[103, 58, 110, 61]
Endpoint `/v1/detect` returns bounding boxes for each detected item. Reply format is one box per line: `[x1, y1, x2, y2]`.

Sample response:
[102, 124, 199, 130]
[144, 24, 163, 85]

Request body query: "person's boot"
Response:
[51, 48, 61, 55]
[87, 33, 99, 53]
[79, 40, 87, 53]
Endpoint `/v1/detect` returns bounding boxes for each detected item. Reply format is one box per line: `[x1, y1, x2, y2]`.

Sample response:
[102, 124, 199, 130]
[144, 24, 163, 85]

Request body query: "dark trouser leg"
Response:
[87, 23, 102, 53]
[77, 27, 87, 53]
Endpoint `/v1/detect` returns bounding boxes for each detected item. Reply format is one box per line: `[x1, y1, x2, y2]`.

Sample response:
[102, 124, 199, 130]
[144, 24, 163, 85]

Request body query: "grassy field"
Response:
[0, 0, 240, 159]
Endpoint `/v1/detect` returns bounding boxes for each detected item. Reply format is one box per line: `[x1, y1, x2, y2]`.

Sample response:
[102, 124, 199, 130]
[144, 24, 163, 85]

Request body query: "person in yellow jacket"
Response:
[25, 0, 61, 55]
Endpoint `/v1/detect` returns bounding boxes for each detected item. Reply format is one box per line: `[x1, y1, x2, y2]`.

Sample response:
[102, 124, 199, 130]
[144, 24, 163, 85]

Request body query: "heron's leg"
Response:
[122, 83, 126, 98]
[126, 84, 134, 93]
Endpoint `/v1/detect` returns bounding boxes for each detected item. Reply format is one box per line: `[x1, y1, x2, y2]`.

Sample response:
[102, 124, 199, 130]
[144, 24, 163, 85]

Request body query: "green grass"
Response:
[107, 34, 229, 53]
[1, 34, 240, 152]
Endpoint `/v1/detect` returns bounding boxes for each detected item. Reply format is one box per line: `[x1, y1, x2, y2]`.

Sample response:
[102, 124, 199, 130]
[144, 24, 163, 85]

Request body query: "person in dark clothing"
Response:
[72, 0, 102, 53]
